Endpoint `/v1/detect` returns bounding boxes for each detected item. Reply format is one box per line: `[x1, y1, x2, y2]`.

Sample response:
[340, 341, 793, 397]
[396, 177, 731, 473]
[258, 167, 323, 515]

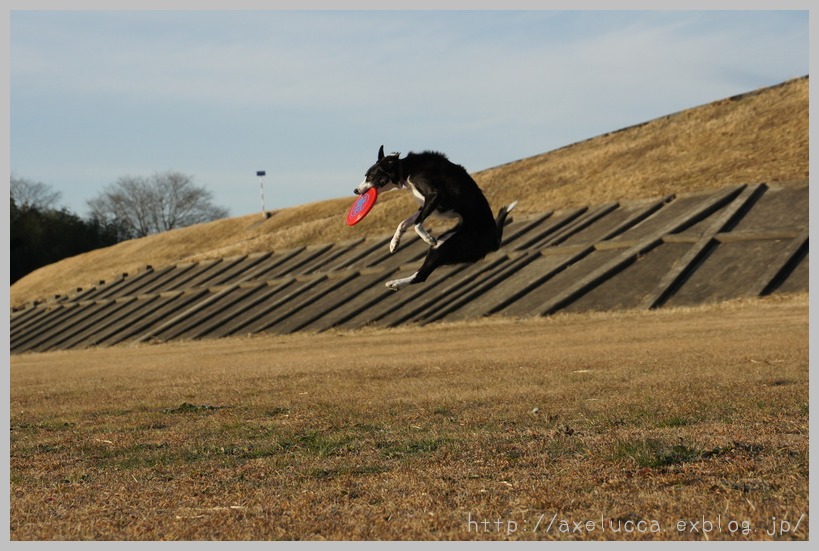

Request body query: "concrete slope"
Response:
[10, 181, 807, 354]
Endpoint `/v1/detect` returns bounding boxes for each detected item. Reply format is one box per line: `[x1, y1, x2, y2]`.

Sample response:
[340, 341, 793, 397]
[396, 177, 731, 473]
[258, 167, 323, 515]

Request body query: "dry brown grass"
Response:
[9, 76, 808, 309]
[10, 294, 808, 540]
[475, 76, 809, 214]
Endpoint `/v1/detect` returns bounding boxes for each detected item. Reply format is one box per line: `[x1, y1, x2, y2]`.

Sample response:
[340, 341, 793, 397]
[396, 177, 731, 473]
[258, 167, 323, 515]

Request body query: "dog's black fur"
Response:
[354, 145, 517, 290]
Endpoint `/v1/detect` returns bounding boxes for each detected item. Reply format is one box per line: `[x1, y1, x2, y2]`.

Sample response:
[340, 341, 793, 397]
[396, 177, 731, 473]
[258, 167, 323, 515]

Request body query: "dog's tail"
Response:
[495, 200, 518, 244]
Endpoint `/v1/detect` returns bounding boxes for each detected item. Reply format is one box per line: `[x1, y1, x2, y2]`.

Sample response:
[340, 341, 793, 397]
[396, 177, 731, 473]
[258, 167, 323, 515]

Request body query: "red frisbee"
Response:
[346, 187, 378, 226]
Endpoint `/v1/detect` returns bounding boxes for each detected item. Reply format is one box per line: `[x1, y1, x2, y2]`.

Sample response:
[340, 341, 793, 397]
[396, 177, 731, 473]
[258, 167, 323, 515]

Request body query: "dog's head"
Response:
[354, 145, 403, 195]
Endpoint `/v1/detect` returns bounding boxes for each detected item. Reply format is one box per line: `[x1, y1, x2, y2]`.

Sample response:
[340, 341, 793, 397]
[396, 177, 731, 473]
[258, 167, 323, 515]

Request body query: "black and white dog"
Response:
[354, 145, 517, 290]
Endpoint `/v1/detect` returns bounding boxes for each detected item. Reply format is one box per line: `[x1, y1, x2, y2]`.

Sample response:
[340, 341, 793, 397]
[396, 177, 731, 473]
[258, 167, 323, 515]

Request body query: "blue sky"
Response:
[8, 8, 810, 218]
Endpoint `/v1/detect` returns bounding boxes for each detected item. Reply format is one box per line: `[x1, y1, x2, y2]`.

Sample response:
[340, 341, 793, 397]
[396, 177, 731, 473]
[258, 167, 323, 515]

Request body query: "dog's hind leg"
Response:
[385, 271, 419, 291]
[385, 230, 471, 291]
[385, 259, 437, 291]
[390, 210, 420, 253]
[384, 244, 445, 290]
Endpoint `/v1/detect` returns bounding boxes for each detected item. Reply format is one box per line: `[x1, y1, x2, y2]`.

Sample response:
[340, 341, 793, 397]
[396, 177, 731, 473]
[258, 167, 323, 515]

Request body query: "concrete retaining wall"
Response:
[10, 181, 808, 353]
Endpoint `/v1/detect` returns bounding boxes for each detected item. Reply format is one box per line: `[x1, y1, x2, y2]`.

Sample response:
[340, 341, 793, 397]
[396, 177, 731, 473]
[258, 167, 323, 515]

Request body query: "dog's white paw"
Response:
[385, 273, 416, 291]
[414, 224, 437, 247]
[417, 233, 436, 247]
[385, 279, 406, 291]
[389, 235, 401, 253]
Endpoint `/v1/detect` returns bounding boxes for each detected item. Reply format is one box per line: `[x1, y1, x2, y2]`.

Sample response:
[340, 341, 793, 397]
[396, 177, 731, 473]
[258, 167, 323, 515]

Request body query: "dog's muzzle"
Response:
[354, 182, 374, 195]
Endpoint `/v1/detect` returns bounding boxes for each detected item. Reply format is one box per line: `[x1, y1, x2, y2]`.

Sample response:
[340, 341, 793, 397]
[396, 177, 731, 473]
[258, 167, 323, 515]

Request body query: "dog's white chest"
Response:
[406, 179, 426, 207]
[405, 176, 460, 220]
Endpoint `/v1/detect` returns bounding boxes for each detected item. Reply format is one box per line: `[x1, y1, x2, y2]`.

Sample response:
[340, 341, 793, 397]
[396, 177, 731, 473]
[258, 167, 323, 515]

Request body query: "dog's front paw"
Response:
[389, 235, 401, 253]
[418, 233, 437, 247]
[414, 224, 437, 247]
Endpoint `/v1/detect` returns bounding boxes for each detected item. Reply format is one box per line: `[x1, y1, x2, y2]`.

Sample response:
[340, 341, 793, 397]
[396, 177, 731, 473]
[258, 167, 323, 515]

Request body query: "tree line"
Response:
[10, 171, 229, 285]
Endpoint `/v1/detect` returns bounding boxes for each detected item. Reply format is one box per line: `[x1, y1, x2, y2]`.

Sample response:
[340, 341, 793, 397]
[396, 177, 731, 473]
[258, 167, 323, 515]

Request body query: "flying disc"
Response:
[346, 187, 378, 226]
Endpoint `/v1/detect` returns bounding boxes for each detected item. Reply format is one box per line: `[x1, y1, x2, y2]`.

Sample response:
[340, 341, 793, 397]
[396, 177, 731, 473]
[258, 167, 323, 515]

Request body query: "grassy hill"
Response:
[10, 76, 808, 310]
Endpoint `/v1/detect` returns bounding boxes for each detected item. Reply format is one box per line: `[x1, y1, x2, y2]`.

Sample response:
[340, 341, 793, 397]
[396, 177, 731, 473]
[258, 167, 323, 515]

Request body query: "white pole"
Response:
[256, 170, 267, 218]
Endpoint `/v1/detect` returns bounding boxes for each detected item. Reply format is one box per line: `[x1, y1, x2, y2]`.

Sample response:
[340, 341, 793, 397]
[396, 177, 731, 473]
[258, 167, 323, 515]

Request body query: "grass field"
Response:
[10, 294, 808, 540]
[9, 76, 810, 541]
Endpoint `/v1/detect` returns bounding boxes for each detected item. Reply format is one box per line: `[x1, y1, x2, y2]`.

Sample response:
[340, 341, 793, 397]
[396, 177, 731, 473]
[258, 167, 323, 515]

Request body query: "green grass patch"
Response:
[657, 416, 700, 428]
[544, 434, 588, 459]
[274, 429, 357, 458]
[162, 402, 224, 414]
[378, 437, 447, 458]
[309, 463, 390, 480]
[610, 438, 703, 469]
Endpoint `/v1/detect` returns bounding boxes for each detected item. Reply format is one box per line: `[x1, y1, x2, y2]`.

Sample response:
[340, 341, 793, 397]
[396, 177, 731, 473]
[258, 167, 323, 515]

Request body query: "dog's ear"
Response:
[378, 145, 385, 161]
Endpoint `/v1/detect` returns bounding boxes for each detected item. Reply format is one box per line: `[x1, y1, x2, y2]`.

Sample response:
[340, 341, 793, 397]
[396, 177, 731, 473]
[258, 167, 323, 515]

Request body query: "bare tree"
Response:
[10, 176, 62, 210]
[88, 171, 229, 238]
